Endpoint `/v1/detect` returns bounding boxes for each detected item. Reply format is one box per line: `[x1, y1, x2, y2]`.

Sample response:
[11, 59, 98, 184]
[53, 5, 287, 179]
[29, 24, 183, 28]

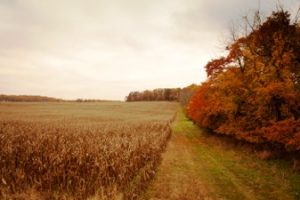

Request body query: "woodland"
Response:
[187, 10, 300, 153]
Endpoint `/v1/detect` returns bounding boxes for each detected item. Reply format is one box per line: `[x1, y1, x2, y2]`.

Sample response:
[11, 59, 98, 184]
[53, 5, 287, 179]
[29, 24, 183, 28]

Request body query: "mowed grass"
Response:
[170, 108, 300, 200]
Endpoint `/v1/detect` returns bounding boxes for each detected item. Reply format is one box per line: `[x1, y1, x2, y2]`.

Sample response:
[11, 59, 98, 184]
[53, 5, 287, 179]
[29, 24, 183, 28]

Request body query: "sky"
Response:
[0, 0, 299, 100]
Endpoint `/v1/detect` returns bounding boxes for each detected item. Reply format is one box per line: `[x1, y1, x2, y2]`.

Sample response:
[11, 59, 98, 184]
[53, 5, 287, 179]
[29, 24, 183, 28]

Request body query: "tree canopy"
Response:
[187, 10, 300, 152]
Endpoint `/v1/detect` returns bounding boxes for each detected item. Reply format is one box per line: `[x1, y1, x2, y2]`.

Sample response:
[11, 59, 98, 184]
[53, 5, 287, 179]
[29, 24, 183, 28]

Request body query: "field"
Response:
[1, 102, 300, 200]
[0, 102, 177, 199]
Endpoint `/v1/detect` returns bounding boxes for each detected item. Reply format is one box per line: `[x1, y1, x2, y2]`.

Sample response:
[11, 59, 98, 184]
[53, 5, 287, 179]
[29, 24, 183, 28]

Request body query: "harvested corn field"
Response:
[0, 102, 177, 200]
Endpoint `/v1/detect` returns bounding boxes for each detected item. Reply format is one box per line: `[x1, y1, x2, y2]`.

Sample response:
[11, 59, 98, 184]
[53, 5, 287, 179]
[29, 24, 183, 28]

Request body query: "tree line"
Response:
[125, 84, 198, 105]
[0, 95, 63, 102]
[0, 95, 111, 103]
[187, 10, 300, 153]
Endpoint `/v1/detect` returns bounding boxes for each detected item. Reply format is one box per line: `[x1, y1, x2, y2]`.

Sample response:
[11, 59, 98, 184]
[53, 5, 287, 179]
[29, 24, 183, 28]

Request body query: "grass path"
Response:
[141, 108, 300, 200]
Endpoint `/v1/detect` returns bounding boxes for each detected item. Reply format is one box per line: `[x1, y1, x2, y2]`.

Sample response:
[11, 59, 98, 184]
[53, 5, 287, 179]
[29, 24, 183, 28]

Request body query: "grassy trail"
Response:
[142, 108, 300, 200]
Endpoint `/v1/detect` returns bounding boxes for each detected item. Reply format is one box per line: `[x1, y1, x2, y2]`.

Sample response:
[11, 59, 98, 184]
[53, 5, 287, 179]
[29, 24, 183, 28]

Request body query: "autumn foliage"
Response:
[187, 10, 300, 152]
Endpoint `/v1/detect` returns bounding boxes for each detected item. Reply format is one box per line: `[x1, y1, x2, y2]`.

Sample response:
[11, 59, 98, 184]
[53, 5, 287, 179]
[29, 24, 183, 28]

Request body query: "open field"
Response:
[0, 102, 177, 122]
[2, 102, 300, 200]
[0, 102, 177, 199]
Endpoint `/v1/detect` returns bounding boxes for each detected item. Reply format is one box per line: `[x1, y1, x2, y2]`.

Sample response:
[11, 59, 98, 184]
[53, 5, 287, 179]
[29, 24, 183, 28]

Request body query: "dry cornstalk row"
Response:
[0, 120, 172, 199]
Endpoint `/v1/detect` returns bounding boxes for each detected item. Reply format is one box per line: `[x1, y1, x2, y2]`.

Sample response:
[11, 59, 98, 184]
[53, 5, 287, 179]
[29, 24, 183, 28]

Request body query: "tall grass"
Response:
[0, 102, 177, 199]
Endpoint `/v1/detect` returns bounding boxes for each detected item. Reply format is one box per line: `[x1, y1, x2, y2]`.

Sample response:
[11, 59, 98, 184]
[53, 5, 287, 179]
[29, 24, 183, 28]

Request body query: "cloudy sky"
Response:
[0, 0, 299, 100]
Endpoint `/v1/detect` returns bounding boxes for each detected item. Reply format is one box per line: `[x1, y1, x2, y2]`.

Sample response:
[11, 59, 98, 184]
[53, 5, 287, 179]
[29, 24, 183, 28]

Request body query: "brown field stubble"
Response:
[0, 102, 177, 200]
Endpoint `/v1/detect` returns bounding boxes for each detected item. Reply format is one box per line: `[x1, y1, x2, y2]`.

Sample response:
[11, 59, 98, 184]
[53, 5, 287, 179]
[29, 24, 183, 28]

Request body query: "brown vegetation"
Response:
[0, 102, 176, 199]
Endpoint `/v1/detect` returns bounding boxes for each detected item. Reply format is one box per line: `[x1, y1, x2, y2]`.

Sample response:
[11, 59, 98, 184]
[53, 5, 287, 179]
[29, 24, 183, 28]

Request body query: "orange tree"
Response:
[187, 10, 300, 151]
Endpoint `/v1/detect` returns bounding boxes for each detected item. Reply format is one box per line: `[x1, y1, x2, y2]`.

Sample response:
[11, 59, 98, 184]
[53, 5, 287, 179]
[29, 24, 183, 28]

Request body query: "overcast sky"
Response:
[0, 0, 299, 100]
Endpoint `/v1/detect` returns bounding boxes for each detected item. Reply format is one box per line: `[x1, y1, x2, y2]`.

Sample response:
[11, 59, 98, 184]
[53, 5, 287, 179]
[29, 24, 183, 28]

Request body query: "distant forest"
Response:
[0, 95, 63, 102]
[0, 95, 109, 102]
[125, 84, 198, 105]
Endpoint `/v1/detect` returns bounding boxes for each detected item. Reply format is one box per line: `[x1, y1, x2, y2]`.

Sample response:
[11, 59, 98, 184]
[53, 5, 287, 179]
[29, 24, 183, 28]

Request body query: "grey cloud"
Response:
[0, 0, 299, 100]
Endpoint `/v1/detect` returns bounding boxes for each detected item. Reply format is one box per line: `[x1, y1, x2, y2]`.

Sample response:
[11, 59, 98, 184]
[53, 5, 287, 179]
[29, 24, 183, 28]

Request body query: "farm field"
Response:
[0, 101, 177, 122]
[0, 102, 177, 199]
[1, 102, 300, 200]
